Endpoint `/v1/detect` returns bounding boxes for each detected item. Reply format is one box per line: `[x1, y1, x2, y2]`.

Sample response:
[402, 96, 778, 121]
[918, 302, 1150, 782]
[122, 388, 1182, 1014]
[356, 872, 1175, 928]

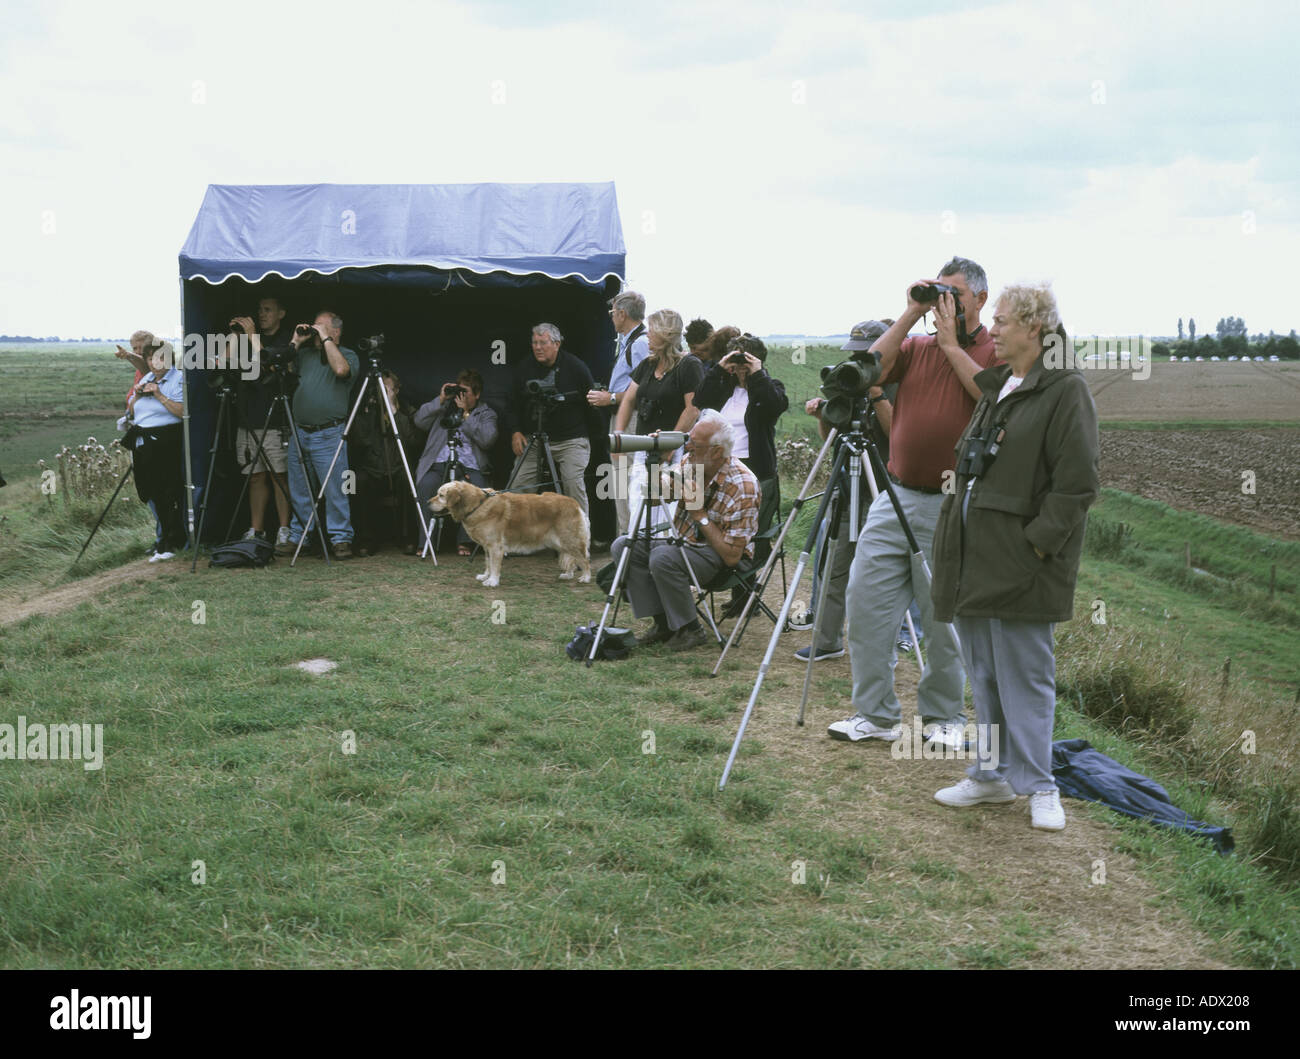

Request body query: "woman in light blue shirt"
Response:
[125, 341, 187, 560]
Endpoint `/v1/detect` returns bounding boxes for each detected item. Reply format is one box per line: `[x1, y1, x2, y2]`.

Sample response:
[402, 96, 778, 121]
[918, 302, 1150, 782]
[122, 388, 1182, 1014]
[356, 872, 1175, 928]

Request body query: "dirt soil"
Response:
[0, 559, 168, 627]
[1100, 428, 1300, 540]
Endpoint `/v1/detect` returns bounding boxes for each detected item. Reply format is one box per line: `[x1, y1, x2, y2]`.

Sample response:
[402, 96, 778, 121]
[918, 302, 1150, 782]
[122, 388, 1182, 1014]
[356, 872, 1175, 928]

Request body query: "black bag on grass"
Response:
[565, 621, 635, 661]
[208, 537, 275, 568]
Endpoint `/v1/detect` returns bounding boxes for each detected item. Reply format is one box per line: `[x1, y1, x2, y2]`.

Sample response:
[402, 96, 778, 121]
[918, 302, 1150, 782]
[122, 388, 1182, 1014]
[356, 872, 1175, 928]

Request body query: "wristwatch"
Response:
[698, 516, 710, 527]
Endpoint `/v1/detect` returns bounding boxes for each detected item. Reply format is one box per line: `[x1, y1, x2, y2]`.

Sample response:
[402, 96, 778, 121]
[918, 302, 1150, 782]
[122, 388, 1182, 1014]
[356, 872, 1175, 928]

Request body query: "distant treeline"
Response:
[1152, 333, 1300, 360]
[0, 336, 121, 343]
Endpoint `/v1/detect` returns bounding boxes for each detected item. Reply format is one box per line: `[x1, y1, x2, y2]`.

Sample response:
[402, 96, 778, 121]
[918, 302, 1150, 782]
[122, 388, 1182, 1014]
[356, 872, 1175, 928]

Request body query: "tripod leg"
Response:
[797, 487, 849, 726]
[286, 421, 332, 566]
[586, 496, 652, 666]
[903, 605, 924, 670]
[191, 390, 232, 573]
[73, 463, 135, 566]
[719, 549, 817, 790]
[502, 436, 541, 494]
[718, 441, 854, 788]
[541, 437, 562, 498]
[712, 428, 841, 676]
[374, 385, 436, 566]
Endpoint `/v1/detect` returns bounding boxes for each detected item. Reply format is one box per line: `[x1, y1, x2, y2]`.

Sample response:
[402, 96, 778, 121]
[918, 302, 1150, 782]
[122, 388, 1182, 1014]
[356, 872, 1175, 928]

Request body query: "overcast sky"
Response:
[2, 0, 1296, 339]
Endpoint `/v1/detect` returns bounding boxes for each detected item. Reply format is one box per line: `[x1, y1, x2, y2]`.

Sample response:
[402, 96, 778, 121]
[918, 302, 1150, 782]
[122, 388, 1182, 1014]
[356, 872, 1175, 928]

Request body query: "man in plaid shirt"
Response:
[610, 410, 761, 651]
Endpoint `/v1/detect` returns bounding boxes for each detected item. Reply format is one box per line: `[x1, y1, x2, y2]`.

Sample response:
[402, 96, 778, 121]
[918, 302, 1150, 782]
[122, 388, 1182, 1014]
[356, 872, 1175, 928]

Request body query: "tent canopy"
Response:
[179, 182, 626, 288]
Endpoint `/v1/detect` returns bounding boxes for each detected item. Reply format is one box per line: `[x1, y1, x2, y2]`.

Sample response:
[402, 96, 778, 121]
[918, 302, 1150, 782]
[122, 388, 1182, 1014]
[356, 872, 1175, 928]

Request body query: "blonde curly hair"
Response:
[996, 283, 1061, 339]
[646, 309, 684, 371]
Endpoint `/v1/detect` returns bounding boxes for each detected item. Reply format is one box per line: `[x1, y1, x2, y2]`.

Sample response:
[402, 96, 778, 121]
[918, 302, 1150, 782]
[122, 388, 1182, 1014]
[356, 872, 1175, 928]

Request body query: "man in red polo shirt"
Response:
[828, 257, 1001, 749]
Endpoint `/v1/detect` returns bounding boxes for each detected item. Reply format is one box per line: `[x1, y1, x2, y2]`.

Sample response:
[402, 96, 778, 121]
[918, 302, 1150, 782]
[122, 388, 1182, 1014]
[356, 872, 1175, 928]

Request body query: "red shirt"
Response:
[880, 327, 1000, 490]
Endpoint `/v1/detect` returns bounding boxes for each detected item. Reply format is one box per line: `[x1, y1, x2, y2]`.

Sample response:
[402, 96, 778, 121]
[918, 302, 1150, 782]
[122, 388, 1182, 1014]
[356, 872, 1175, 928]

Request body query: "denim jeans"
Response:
[287, 423, 353, 544]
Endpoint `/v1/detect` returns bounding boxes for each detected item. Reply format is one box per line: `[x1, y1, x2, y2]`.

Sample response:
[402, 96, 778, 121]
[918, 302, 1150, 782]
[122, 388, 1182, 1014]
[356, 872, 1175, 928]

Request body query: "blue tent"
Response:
[177, 182, 627, 543]
[180, 182, 626, 288]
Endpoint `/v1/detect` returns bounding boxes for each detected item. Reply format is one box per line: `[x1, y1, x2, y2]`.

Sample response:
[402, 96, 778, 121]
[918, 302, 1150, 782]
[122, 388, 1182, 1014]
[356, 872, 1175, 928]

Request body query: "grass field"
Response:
[1, 341, 1296, 969]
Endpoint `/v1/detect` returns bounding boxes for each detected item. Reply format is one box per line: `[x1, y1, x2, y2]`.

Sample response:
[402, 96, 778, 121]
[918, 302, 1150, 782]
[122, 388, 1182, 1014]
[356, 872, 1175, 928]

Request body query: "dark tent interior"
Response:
[178, 183, 626, 545]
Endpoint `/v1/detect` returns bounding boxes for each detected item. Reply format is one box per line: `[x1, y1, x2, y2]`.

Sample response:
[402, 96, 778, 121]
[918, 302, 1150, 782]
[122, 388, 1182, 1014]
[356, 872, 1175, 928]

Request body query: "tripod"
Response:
[718, 402, 952, 790]
[585, 452, 712, 666]
[189, 365, 321, 572]
[502, 399, 565, 499]
[292, 355, 435, 567]
[422, 415, 471, 559]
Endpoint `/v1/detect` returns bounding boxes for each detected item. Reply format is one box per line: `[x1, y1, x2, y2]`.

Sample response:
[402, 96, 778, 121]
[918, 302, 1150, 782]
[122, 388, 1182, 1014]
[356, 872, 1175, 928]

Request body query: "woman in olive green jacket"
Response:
[929, 284, 1099, 832]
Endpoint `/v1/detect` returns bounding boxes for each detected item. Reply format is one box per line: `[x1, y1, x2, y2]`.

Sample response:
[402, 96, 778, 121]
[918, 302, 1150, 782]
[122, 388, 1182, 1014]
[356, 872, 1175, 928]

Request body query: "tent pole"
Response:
[179, 277, 196, 557]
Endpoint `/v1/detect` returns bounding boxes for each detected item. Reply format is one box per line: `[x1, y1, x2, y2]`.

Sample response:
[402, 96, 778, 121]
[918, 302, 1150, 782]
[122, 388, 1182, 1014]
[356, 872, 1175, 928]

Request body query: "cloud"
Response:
[0, 0, 1296, 337]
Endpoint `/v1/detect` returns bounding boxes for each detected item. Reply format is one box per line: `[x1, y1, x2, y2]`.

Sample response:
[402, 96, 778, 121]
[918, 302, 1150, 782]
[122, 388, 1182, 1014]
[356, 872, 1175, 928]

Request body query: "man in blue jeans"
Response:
[276, 309, 360, 560]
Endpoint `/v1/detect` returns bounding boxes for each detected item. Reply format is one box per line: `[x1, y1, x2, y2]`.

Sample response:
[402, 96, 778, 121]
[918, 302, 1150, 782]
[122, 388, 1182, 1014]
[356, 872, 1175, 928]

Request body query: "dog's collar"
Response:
[460, 489, 500, 520]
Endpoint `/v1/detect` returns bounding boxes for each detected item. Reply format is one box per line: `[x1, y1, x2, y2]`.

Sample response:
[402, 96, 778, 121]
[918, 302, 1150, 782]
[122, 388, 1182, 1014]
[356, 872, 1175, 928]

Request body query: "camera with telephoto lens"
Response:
[909, 281, 959, 304]
[357, 334, 385, 354]
[608, 431, 688, 454]
[818, 351, 881, 432]
[956, 424, 1005, 479]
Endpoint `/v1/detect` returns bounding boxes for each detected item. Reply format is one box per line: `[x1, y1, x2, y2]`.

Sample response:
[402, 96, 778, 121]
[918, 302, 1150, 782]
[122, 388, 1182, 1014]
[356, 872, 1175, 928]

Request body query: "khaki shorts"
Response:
[236, 427, 289, 475]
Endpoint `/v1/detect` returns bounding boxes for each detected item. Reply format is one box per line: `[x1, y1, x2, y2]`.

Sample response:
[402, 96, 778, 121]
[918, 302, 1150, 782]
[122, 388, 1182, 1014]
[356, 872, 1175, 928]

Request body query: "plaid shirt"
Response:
[672, 456, 761, 559]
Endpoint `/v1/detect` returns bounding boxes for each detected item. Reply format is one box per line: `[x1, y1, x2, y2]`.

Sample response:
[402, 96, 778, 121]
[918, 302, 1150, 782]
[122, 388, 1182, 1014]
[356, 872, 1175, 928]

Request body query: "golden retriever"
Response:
[428, 480, 591, 588]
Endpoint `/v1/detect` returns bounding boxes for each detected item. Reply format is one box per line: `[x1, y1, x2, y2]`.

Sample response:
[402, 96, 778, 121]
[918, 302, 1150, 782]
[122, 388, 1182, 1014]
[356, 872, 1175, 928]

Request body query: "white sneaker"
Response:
[795, 645, 846, 662]
[1030, 789, 1066, 831]
[148, 550, 175, 563]
[923, 722, 966, 752]
[827, 717, 901, 742]
[934, 777, 1017, 807]
[242, 527, 258, 541]
[276, 526, 293, 546]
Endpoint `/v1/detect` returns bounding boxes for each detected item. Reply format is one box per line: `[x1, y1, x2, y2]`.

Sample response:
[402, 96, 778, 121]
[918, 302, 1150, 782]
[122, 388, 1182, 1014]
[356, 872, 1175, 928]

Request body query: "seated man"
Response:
[609, 409, 760, 652]
[413, 370, 498, 555]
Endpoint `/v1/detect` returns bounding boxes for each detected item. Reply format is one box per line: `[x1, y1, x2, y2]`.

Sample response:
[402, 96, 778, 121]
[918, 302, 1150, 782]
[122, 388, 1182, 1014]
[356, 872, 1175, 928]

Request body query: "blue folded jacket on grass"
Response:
[1051, 738, 1234, 854]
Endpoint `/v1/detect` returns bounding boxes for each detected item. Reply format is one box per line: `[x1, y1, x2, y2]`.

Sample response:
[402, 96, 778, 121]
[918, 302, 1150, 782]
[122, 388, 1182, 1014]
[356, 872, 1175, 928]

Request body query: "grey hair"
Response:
[533, 322, 563, 345]
[316, 309, 344, 332]
[610, 290, 645, 321]
[938, 256, 988, 295]
[130, 329, 156, 345]
[695, 408, 735, 460]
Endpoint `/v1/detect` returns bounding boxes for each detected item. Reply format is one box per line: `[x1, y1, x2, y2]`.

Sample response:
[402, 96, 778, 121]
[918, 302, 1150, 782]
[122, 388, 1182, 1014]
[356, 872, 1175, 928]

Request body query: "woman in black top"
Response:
[615, 308, 704, 437]
[614, 309, 703, 533]
[691, 333, 789, 610]
[690, 333, 787, 482]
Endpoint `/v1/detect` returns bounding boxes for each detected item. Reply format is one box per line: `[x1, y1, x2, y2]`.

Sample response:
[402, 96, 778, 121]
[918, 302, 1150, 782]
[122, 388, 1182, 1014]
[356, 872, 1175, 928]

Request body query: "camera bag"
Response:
[565, 621, 635, 662]
[208, 537, 275, 569]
